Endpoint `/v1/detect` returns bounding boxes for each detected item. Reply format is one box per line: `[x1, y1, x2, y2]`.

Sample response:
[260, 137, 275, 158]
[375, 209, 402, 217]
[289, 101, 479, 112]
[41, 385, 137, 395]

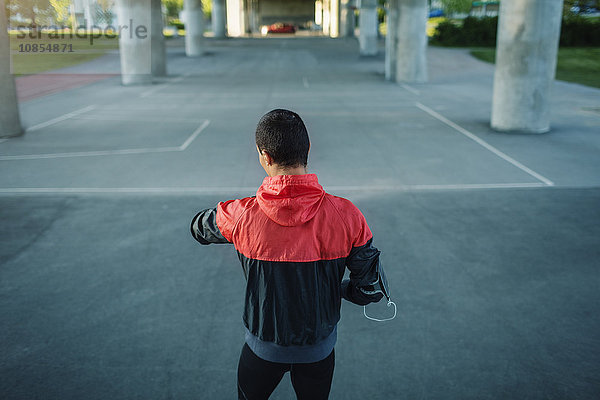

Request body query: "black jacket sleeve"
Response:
[342, 238, 385, 306]
[190, 208, 231, 245]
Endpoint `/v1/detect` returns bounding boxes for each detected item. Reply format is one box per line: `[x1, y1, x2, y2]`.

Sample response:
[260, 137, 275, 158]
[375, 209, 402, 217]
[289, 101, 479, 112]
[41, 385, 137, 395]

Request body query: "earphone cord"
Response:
[363, 299, 397, 322]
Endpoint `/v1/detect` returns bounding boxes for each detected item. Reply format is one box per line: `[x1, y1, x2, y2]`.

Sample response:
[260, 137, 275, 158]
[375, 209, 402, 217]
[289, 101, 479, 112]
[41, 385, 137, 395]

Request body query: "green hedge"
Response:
[432, 15, 600, 47]
[560, 16, 600, 46]
[431, 16, 498, 46]
[168, 19, 185, 30]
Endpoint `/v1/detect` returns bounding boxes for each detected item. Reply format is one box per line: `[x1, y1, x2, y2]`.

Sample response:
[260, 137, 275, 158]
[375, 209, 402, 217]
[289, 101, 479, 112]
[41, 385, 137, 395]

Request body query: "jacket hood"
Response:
[256, 174, 325, 227]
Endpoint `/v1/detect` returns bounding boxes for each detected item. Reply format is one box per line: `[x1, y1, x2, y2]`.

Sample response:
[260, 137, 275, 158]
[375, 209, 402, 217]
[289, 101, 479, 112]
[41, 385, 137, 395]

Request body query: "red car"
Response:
[267, 23, 296, 34]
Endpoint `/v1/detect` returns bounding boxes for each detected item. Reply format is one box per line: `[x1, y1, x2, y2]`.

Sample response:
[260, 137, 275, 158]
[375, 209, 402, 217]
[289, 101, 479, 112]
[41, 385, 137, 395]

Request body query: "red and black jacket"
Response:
[191, 174, 384, 347]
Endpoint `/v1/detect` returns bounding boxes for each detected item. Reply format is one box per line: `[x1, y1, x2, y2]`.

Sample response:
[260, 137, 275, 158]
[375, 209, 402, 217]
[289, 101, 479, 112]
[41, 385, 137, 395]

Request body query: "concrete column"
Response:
[491, 0, 563, 133]
[359, 0, 378, 56]
[395, 0, 427, 83]
[315, 1, 323, 27]
[340, 0, 355, 37]
[83, 0, 94, 30]
[116, 0, 152, 85]
[329, 0, 340, 37]
[0, 3, 22, 137]
[385, 0, 398, 80]
[226, 0, 245, 37]
[323, 0, 331, 36]
[212, 0, 227, 38]
[246, 0, 258, 34]
[151, 0, 167, 77]
[184, 0, 204, 56]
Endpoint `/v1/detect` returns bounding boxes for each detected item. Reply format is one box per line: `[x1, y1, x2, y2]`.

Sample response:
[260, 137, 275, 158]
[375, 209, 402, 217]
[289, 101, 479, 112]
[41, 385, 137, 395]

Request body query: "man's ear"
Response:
[257, 146, 274, 166]
[262, 151, 273, 166]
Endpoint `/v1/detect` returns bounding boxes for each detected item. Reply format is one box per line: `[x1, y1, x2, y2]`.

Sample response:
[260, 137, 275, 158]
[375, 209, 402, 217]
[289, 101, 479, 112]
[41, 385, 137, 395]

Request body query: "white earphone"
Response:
[363, 299, 397, 322]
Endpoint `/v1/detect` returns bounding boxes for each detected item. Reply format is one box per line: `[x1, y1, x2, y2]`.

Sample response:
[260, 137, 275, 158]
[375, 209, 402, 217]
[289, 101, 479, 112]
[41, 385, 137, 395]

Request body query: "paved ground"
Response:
[1, 37, 599, 399]
[15, 74, 117, 101]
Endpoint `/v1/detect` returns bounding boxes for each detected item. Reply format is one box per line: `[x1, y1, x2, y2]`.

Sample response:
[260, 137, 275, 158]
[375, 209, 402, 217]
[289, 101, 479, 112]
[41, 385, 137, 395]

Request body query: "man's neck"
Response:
[267, 165, 307, 177]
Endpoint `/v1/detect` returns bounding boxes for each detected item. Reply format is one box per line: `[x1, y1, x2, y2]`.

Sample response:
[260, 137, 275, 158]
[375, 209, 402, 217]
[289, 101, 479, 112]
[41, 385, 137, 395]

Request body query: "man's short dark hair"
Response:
[255, 109, 310, 168]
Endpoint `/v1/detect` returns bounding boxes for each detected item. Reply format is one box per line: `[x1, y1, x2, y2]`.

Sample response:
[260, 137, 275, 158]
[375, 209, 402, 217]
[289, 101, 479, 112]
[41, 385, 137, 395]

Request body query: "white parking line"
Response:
[0, 147, 182, 160]
[0, 187, 259, 194]
[140, 75, 189, 98]
[26, 106, 96, 132]
[328, 182, 550, 191]
[180, 120, 210, 150]
[0, 120, 210, 161]
[416, 102, 555, 186]
[400, 84, 420, 95]
[303, 77, 309, 88]
[75, 115, 203, 123]
[0, 182, 552, 195]
[139, 86, 162, 98]
[139, 85, 164, 98]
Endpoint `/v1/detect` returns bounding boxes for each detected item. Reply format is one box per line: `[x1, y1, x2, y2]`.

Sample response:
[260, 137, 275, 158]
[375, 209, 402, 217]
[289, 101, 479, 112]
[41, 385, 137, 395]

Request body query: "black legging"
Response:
[237, 343, 335, 400]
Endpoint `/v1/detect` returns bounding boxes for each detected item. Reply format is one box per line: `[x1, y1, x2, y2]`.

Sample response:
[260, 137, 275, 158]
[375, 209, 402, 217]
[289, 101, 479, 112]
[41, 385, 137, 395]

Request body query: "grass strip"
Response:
[9, 33, 119, 76]
[470, 47, 600, 89]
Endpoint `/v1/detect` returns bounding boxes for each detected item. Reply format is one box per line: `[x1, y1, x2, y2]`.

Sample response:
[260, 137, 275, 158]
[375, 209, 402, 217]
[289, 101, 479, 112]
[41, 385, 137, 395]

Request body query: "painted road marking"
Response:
[416, 102, 554, 186]
[0, 187, 260, 194]
[140, 74, 189, 98]
[75, 115, 203, 123]
[400, 84, 420, 95]
[0, 120, 210, 161]
[328, 183, 549, 191]
[0, 182, 553, 195]
[180, 120, 210, 150]
[0, 147, 182, 160]
[139, 85, 164, 98]
[303, 77, 309, 88]
[26, 106, 96, 132]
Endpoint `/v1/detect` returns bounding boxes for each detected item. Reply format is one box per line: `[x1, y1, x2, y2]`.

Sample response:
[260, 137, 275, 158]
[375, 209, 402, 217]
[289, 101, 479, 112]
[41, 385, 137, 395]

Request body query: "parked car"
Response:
[572, 6, 600, 14]
[267, 23, 296, 34]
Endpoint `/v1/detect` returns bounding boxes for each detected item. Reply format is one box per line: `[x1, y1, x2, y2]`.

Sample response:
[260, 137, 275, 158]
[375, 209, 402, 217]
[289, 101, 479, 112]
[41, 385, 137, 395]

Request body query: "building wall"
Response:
[471, 2, 500, 17]
[258, 0, 315, 26]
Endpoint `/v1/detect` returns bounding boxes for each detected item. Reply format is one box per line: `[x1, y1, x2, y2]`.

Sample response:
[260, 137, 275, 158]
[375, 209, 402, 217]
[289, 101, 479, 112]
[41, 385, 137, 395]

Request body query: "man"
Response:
[191, 109, 387, 400]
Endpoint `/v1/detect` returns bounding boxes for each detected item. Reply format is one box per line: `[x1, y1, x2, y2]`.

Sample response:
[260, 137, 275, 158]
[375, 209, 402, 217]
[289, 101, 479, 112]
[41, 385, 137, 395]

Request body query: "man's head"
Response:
[255, 109, 310, 171]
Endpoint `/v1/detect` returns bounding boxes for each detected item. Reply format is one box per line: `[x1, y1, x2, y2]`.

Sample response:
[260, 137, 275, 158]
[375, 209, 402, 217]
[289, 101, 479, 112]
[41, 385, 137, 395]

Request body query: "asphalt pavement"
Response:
[1, 37, 599, 399]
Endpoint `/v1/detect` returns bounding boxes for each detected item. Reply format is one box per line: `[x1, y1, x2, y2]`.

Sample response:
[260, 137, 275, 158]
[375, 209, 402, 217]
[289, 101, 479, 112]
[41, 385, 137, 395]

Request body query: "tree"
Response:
[95, 0, 115, 25]
[202, 0, 211, 20]
[563, 0, 600, 16]
[163, 0, 184, 19]
[49, 0, 70, 26]
[8, 0, 52, 28]
[162, 0, 211, 22]
[440, 0, 472, 15]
